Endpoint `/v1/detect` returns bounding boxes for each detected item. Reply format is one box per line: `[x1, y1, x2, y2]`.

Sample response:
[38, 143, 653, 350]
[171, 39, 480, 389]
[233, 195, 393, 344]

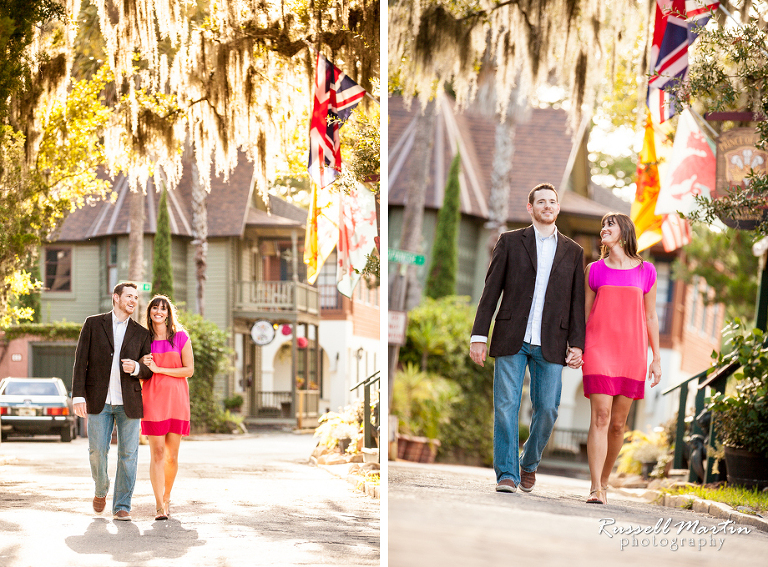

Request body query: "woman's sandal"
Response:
[155, 507, 168, 521]
[586, 489, 605, 504]
[602, 486, 608, 504]
[163, 499, 171, 518]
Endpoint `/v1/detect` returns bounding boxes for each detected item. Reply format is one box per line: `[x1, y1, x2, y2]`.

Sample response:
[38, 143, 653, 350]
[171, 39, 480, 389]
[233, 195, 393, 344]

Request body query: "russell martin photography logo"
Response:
[598, 518, 752, 551]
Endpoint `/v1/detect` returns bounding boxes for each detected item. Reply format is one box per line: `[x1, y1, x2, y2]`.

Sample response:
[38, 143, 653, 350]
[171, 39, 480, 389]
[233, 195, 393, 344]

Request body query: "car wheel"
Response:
[61, 425, 73, 443]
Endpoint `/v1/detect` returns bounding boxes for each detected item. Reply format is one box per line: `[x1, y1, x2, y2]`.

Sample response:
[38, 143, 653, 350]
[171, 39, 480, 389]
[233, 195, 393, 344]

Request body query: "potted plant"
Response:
[617, 430, 669, 479]
[707, 320, 768, 489]
[223, 394, 244, 413]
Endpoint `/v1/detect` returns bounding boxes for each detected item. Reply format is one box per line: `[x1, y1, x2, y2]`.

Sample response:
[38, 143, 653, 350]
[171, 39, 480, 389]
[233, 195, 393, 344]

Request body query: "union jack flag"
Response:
[647, 1, 719, 123]
[308, 53, 367, 188]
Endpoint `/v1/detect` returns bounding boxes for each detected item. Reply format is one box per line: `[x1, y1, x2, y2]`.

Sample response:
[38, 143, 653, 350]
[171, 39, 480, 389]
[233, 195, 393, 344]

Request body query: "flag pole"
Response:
[302, 38, 380, 104]
[686, 106, 719, 139]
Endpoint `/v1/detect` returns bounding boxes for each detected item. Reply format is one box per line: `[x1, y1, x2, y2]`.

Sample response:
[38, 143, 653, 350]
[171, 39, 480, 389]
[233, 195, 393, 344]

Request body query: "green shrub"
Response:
[178, 310, 232, 431]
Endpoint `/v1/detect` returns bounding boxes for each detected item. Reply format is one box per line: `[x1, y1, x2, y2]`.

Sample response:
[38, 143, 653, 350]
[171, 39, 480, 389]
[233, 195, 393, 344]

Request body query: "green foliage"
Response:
[707, 320, 768, 456]
[223, 394, 244, 410]
[672, 224, 758, 323]
[425, 152, 461, 300]
[2, 320, 83, 341]
[681, 16, 768, 237]
[152, 188, 174, 301]
[661, 484, 768, 514]
[0, 0, 65, 121]
[177, 310, 232, 432]
[0, 64, 113, 324]
[398, 295, 495, 465]
[391, 363, 459, 439]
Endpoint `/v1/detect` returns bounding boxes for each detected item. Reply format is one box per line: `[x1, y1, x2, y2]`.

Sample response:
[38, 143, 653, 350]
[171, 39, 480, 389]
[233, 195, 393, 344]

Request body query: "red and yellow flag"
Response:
[631, 111, 664, 252]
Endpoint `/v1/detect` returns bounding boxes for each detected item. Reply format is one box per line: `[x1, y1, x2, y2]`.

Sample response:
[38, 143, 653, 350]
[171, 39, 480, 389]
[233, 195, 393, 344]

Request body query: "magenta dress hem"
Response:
[583, 374, 645, 400]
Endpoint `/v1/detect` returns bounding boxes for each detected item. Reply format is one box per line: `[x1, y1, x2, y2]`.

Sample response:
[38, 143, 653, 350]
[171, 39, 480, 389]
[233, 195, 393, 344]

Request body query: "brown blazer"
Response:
[72, 312, 153, 418]
[471, 226, 586, 364]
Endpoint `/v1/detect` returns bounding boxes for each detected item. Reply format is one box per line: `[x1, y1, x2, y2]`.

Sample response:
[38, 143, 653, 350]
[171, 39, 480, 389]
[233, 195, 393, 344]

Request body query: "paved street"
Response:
[388, 461, 768, 567]
[0, 430, 379, 567]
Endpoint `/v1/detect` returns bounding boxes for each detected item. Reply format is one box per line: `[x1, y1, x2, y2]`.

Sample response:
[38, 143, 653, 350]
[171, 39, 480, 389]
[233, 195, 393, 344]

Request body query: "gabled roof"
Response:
[388, 94, 619, 224]
[51, 154, 303, 242]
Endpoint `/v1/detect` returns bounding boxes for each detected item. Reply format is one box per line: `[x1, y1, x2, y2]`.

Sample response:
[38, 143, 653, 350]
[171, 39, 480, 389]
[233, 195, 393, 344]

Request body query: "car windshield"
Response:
[2, 382, 60, 396]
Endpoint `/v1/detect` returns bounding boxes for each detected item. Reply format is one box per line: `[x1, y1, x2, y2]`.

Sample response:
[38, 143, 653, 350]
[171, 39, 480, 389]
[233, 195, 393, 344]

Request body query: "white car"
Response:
[0, 377, 78, 442]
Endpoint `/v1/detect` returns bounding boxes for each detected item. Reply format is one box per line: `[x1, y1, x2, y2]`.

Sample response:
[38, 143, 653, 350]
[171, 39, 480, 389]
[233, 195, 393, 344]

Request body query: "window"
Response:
[701, 286, 711, 334]
[107, 238, 118, 294]
[689, 276, 700, 329]
[318, 252, 342, 309]
[45, 247, 72, 292]
[711, 303, 720, 340]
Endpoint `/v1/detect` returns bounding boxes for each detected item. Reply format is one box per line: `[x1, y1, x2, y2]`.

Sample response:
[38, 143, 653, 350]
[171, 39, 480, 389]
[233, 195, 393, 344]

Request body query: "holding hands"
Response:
[565, 347, 583, 369]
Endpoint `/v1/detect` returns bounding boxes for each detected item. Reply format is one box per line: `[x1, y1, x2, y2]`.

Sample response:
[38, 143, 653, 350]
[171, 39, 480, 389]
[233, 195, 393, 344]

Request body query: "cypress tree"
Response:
[152, 187, 174, 300]
[425, 152, 461, 299]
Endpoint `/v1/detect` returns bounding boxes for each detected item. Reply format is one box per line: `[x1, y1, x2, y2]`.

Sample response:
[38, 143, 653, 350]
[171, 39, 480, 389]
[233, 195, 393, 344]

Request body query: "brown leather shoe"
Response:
[113, 510, 132, 521]
[495, 478, 517, 493]
[520, 469, 536, 492]
[92, 496, 106, 514]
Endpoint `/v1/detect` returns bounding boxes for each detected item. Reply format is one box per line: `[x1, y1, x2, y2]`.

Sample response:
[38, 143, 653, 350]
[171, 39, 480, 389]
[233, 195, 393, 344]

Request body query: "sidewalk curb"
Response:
[314, 460, 381, 499]
[612, 487, 768, 533]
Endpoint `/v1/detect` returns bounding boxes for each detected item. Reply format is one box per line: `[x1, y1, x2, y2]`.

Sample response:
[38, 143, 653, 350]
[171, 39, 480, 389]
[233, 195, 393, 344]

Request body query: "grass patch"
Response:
[662, 485, 768, 513]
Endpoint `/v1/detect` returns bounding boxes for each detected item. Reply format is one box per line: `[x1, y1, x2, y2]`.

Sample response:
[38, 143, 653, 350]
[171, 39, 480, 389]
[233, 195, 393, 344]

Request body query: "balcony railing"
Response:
[542, 428, 590, 461]
[234, 281, 319, 315]
[254, 390, 319, 419]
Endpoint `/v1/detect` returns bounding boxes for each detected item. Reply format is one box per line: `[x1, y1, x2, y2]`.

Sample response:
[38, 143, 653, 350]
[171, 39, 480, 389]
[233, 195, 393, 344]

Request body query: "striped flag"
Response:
[647, 1, 719, 123]
[308, 53, 367, 188]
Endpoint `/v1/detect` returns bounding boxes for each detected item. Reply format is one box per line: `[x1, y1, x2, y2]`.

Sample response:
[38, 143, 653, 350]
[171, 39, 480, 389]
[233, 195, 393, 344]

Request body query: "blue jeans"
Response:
[87, 404, 140, 514]
[494, 343, 563, 484]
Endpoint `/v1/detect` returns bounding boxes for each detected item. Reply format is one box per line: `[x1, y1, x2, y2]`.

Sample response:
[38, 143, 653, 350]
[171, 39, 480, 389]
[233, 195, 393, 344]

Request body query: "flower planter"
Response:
[724, 446, 768, 490]
[397, 434, 441, 463]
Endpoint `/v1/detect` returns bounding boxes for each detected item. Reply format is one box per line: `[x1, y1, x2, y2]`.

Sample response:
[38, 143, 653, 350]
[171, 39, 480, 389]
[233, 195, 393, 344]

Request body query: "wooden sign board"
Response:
[716, 128, 768, 230]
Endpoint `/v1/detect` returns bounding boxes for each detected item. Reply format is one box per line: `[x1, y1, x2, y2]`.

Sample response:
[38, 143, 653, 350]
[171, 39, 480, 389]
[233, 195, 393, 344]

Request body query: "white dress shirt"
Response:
[471, 227, 558, 346]
[73, 311, 139, 408]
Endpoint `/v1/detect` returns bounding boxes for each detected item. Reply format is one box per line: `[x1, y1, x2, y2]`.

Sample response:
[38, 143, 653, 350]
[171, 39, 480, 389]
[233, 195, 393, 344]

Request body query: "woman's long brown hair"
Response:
[599, 212, 644, 264]
[145, 295, 182, 347]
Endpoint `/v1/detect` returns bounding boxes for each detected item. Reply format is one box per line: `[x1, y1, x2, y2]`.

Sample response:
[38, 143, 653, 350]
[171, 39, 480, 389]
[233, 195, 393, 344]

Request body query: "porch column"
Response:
[291, 229, 299, 282]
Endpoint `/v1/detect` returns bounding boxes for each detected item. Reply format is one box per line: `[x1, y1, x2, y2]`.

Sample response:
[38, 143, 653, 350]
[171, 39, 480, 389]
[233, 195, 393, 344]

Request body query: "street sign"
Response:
[388, 311, 408, 346]
[139, 282, 152, 292]
[388, 248, 425, 265]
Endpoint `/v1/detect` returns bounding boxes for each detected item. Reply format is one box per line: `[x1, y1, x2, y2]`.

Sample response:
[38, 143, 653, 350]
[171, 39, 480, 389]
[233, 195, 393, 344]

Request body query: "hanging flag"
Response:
[304, 179, 340, 285]
[337, 183, 378, 297]
[656, 108, 716, 216]
[647, 1, 719, 123]
[308, 53, 367, 188]
[631, 112, 664, 252]
[660, 212, 693, 252]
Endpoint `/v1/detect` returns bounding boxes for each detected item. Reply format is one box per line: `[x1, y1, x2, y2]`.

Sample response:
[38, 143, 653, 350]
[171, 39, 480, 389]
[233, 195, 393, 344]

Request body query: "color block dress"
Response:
[582, 259, 657, 400]
[141, 330, 191, 436]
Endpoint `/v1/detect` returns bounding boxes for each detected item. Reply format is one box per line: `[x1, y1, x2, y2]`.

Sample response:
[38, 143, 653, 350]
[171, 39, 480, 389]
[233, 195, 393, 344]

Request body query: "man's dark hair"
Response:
[528, 183, 558, 204]
[113, 282, 138, 297]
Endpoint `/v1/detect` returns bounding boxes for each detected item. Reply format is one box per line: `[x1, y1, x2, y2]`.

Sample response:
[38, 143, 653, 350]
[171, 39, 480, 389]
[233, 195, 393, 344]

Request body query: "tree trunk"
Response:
[487, 117, 515, 255]
[128, 181, 145, 320]
[388, 98, 436, 406]
[191, 157, 208, 317]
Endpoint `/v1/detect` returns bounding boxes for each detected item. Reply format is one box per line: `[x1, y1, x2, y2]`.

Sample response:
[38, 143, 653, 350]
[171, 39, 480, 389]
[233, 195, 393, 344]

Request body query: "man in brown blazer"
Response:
[72, 282, 153, 521]
[470, 183, 586, 493]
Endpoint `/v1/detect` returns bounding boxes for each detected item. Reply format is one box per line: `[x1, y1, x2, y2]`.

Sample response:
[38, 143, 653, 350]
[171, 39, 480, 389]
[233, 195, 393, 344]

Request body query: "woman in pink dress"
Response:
[141, 295, 194, 520]
[581, 213, 661, 505]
